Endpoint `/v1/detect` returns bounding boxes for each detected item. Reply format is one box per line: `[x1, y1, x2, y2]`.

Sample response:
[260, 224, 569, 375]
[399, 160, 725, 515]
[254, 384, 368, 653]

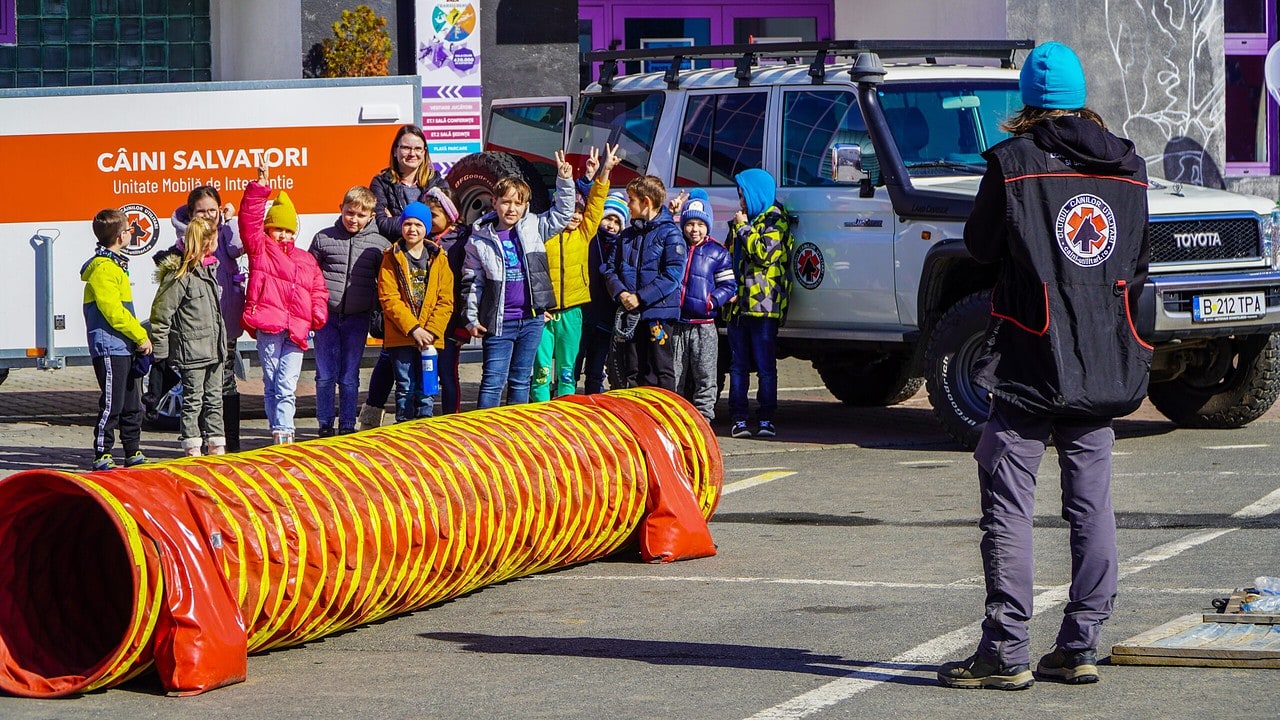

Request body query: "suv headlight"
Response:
[1264, 208, 1280, 269]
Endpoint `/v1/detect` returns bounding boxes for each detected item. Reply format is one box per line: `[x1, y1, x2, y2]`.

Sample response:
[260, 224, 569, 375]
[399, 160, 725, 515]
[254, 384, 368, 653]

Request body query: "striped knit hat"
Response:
[602, 191, 630, 225]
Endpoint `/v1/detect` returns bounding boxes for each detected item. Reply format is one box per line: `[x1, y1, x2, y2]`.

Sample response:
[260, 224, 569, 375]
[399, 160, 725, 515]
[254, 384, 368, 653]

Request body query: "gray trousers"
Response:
[974, 398, 1118, 666]
[179, 362, 225, 448]
[671, 322, 719, 421]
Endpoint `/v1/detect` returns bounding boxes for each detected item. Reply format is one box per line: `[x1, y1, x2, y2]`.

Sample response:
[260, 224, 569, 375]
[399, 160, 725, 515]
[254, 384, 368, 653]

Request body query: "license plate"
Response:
[1191, 291, 1266, 322]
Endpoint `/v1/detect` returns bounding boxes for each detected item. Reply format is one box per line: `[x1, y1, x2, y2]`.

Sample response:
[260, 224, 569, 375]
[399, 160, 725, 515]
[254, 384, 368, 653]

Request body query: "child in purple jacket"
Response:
[672, 189, 735, 421]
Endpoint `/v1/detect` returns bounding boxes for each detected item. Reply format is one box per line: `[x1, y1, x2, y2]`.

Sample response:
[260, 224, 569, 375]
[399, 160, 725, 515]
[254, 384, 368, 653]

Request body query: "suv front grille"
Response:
[1149, 217, 1261, 264]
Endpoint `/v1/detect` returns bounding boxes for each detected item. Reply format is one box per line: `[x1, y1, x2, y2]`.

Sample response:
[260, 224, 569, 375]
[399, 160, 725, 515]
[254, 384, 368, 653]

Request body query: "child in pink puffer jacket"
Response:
[239, 165, 328, 444]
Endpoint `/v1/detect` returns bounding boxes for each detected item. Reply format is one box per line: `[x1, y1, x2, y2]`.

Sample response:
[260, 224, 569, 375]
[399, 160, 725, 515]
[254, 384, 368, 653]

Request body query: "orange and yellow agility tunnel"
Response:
[0, 388, 721, 698]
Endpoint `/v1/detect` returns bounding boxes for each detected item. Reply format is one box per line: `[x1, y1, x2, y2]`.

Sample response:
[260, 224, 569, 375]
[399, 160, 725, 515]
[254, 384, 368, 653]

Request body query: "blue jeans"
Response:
[477, 316, 544, 409]
[727, 316, 779, 423]
[257, 331, 304, 432]
[314, 312, 369, 430]
[439, 338, 463, 414]
[390, 345, 434, 421]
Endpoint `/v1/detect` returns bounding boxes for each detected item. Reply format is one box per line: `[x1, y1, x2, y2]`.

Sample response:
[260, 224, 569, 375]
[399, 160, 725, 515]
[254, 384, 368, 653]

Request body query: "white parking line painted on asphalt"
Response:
[1232, 486, 1280, 518]
[742, 506, 1258, 718]
[1203, 443, 1270, 450]
[898, 460, 955, 467]
[727, 466, 792, 473]
[535, 575, 1231, 596]
[778, 386, 827, 392]
[722, 471, 797, 495]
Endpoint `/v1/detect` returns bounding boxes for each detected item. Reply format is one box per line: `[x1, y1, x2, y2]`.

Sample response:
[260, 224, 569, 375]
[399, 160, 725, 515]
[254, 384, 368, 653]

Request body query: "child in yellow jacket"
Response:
[377, 201, 454, 421]
[531, 143, 621, 401]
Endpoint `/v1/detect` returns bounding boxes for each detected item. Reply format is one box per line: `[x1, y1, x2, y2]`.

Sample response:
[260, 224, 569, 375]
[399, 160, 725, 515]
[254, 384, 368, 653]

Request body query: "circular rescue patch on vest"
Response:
[793, 242, 825, 289]
[118, 203, 160, 256]
[1055, 194, 1116, 268]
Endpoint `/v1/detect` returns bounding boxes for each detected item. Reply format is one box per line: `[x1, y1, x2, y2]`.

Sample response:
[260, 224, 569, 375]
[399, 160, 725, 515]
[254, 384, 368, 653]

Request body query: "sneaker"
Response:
[937, 654, 1034, 690]
[357, 405, 384, 431]
[756, 420, 777, 438]
[730, 421, 752, 438]
[317, 426, 336, 439]
[124, 451, 148, 467]
[1036, 646, 1099, 684]
[338, 427, 357, 435]
[91, 453, 116, 471]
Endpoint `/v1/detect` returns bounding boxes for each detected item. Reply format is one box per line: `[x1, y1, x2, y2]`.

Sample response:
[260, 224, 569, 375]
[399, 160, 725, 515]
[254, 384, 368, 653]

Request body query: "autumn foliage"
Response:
[320, 5, 392, 78]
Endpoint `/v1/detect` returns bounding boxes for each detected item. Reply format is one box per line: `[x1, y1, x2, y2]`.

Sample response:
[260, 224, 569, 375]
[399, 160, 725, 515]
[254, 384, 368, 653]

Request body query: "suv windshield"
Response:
[568, 92, 665, 179]
[877, 81, 1022, 176]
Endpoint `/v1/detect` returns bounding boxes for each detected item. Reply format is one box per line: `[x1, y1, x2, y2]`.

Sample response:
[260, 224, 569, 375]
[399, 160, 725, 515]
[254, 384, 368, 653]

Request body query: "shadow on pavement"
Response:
[421, 632, 938, 686]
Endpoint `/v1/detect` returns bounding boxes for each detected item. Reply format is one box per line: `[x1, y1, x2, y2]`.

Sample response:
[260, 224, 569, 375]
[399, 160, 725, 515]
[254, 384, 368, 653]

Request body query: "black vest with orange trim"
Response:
[971, 131, 1153, 419]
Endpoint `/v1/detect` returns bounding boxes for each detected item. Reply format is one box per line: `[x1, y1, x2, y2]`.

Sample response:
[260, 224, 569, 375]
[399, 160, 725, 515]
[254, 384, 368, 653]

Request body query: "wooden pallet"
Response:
[1111, 613, 1280, 668]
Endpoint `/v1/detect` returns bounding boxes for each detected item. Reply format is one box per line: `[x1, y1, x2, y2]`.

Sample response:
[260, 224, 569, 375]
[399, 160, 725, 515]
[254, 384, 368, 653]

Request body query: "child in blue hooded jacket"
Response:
[725, 168, 793, 438]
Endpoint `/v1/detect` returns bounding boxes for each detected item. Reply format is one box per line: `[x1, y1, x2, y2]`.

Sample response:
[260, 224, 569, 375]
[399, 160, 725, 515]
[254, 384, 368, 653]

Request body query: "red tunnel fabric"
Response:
[0, 388, 721, 697]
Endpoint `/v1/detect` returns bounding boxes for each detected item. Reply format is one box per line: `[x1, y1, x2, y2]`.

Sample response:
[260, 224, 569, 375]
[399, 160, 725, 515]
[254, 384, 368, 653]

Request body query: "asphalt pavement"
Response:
[0, 360, 1278, 718]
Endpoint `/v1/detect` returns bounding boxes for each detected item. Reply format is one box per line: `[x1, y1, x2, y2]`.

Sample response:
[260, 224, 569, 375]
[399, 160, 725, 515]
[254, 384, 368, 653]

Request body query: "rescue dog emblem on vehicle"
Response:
[1055, 194, 1115, 268]
[119, 203, 161, 256]
[793, 242, 825, 289]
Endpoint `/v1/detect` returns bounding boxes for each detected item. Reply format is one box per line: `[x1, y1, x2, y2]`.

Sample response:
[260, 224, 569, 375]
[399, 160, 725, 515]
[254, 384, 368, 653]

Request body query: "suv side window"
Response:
[781, 90, 876, 187]
[674, 91, 768, 186]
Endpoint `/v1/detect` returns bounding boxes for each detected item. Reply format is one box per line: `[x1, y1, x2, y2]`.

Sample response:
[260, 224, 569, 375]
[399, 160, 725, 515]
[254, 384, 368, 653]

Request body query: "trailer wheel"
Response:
[448, 151, 551, 224]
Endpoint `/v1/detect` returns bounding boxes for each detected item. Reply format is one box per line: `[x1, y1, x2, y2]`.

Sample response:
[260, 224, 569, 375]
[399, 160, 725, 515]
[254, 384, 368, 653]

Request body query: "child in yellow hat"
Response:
[237, 165, 329, 444]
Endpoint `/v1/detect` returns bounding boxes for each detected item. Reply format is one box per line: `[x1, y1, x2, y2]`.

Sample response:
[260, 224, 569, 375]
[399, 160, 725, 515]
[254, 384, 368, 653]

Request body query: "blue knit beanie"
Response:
[734, 168, 776, 219]
[399, 201, 433, 230]
[681, 189, 715, 229]
[1020, 42, 1087, 110]
[602, 191, 630, 226]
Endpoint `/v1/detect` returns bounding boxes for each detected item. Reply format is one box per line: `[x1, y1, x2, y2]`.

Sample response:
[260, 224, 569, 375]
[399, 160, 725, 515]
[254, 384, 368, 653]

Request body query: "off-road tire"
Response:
[814, 352, 924, 406]
[925, 290, 992, 449]
[1148, 333, 1280, 428]
[448, 151, 551, 224]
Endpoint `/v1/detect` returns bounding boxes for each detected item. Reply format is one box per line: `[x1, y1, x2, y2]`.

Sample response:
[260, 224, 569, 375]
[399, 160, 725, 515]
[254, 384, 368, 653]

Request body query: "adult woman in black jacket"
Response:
[370, 125, 451, 240]
[360, 125, 453, 429]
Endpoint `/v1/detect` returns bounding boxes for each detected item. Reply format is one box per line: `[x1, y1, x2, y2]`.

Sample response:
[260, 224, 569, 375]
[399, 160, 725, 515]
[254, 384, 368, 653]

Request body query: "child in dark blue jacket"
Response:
[603, 175, 688, 390]
[672, 189, 735, 421]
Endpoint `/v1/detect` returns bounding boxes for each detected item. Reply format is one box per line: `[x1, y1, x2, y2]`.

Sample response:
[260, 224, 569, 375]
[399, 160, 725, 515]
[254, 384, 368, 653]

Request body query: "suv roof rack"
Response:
[583, 39, 1035, 90]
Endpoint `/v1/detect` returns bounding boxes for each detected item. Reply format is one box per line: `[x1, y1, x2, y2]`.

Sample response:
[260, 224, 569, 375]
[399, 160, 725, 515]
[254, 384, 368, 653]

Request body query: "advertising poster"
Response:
[415, 0, 483, 173]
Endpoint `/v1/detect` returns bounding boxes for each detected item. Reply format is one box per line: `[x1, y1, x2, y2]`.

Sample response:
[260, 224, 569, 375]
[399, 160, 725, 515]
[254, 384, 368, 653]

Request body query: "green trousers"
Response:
[531, 306, 583, 402]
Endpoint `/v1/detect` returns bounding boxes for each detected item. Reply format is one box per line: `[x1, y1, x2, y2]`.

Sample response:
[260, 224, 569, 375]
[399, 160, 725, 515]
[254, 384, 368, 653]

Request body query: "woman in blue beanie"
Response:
[938, 41, 1152, 690]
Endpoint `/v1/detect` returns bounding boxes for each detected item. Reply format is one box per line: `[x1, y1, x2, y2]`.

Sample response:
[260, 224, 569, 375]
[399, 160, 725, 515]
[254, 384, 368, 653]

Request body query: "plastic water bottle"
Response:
[1254, 576, 1280, 595]
[1242, 594, 1280, 613]
[420, 345, 439, 397]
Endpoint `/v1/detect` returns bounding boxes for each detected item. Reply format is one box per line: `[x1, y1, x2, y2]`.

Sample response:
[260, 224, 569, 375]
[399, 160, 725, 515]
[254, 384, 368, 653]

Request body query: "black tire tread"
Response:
[1148, 333, 1280, 429]
[924, 290, 992, 449]
[814, 353, 924, 407]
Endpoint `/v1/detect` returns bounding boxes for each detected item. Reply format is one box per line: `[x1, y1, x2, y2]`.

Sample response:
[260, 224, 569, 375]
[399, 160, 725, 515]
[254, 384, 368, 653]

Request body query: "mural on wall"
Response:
[1103, 0, 1225, 186]
[1010, 0, 1227, 187]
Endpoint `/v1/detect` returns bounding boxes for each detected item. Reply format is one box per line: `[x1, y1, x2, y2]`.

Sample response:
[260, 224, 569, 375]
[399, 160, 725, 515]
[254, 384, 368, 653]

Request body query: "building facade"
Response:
[0, 0, 1275, 196]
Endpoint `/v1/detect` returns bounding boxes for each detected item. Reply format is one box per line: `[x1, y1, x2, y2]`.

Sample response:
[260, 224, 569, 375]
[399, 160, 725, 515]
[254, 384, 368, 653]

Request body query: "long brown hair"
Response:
[1001, 106, 1106, 135]
[388, 124, 438, 189]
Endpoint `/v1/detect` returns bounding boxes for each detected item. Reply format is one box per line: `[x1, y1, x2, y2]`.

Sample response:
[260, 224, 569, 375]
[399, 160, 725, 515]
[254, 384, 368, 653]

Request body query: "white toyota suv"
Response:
[451, 39, 1280, 447]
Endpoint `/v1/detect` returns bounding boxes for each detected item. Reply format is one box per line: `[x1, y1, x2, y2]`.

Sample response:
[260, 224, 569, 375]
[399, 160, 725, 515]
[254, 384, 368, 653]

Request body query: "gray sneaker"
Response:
[730, 421, 752, 438]
[937, 654, 1034, 690]
[1036, 646, 1099, 684]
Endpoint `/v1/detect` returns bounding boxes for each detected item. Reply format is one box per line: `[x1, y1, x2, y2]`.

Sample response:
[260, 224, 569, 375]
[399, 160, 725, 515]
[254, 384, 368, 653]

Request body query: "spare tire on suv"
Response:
[448, 151, 550, 224]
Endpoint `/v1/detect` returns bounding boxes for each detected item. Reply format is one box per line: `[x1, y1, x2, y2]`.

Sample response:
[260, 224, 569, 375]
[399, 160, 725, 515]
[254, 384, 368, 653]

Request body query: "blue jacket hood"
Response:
[735, 168, 776, 219]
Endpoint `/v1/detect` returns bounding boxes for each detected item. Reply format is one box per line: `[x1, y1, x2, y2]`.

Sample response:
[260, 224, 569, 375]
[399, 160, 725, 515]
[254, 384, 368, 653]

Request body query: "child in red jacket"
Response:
[239, 165, 329, 444]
